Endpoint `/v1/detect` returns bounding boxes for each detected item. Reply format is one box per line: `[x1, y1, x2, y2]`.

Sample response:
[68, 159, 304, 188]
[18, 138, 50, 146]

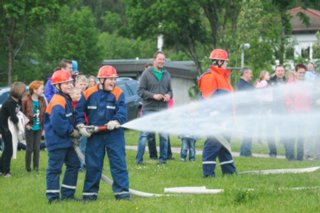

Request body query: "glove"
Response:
[77, 124, 92, 137]
[105, 120, 120, 130]
[70, 129, 80, 138]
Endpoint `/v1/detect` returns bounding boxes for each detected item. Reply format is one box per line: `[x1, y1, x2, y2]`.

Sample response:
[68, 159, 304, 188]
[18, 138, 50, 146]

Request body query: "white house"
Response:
[288, 7, 320, 60]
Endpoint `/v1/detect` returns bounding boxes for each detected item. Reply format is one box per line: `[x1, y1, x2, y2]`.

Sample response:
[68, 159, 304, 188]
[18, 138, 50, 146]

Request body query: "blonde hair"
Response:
[75, 75, 88, 85]
[259, 70, 269, 81]
[10, 82, 26, 99]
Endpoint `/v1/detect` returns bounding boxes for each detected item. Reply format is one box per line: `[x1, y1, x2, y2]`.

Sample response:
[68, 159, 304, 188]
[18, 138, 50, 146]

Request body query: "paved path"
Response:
[126, 145, 285, 159]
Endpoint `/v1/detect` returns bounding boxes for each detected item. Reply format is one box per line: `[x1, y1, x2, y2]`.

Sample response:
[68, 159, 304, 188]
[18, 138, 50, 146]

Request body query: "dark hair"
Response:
[241, 67, 251, 76]
[295, 64, 307, 72]
[10, 82, 26, 100]
[275, 64, 284, 70]
[153, 51, 165, 59]
[59, 59, 72, 69]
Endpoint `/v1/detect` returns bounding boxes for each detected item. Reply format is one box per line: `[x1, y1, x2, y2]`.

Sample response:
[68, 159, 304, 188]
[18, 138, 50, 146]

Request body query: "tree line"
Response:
[0, 0, 319, 85]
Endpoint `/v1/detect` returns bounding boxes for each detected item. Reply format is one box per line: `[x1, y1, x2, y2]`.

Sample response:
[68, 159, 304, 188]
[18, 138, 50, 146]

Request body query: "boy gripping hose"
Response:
[44, 70, 81, 203]
[76, 65, 130, 201]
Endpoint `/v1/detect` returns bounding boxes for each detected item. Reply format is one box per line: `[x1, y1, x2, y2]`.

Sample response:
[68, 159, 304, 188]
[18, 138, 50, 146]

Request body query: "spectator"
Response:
[22, 81, 47, 172]
[74, 75, 88, 171]
[254, 71, 275, 157]
[0, 82, 27, 177]
[236, 68, 254, 157]
[87, 76, 97, 88]
[305, 62, 317, 81]
[285, 64, 311, 161]
[136, 51, 173, 165]
[44, 59, 72, 103]
[267, 65, 288, 158]
[198, 49, 236, 177]
[180, 135, 198, 162]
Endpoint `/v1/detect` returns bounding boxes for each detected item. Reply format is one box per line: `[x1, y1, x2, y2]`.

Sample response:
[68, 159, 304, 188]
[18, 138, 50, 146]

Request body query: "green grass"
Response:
[1, 130, 320, 212]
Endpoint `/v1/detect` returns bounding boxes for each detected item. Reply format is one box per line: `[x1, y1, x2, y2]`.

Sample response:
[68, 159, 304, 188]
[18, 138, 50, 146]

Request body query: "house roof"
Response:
[102, 59, 197, 80]
[288, 7, 320, 33]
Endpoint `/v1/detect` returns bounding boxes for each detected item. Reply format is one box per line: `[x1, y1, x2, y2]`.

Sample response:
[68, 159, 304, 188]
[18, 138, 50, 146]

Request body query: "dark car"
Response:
[116, 77, 142, 121]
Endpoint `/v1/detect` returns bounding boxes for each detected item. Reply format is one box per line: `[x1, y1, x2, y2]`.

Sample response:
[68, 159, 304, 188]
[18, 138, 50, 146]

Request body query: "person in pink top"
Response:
[285, 64, 311, 160]
[255, 71, 275, 157]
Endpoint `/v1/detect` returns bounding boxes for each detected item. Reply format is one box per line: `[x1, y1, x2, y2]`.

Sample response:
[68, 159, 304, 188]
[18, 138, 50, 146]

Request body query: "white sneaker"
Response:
[4, 173, 11, 177]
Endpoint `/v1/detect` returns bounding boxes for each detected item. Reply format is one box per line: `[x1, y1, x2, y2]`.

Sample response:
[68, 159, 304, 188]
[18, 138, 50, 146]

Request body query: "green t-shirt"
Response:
[152, 67, 165, 81]
[32, 100, 41, 131]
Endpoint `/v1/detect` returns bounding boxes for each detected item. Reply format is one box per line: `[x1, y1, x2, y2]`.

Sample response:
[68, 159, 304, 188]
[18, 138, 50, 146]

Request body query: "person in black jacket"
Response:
[268, 65, 287, 158]
[0, 82, 26, 177]
[236, 68, 254, 157]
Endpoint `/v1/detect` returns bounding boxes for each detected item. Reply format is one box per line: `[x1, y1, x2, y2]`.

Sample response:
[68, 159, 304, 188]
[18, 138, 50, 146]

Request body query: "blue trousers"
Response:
[46, 147, 80, 201]
[202, 136, 236, 177]
[136, 110, 168, 164]
[240, 137, 252, 157]
[180, 138, 196, 161]
[83, 130, 129, 200]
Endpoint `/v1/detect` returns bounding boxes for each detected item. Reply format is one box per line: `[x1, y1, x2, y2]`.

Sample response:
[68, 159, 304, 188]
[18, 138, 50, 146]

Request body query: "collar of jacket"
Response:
[209, 66, 231, 78]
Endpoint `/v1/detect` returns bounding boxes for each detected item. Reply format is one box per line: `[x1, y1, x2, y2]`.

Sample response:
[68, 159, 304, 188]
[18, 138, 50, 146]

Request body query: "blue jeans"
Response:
[180, 138, 196, 161]
[240, 137, 252, 157]
[136, 110, 168, 164]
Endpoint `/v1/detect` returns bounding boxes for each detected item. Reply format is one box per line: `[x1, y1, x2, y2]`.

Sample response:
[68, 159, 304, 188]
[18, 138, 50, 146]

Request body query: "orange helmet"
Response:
[209, 49, 229, 61]
[51, 70, 73, 85]
[97, 65, 118, 78]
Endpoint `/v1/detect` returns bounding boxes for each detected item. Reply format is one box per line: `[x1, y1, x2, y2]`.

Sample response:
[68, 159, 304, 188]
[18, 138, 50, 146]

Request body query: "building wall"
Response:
[171, 77, 195, 106]
[292, 34, 317, 59]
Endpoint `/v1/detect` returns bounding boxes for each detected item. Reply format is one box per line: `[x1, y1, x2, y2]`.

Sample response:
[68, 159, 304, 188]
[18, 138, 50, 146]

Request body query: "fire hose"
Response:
[72, 125, 163, 197]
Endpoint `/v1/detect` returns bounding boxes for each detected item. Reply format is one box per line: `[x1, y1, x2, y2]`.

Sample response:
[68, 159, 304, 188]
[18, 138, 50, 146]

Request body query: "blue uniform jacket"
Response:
[44, 92, 75, 151]
[44, 78, 58, 103]
[76, 85, 127, 126]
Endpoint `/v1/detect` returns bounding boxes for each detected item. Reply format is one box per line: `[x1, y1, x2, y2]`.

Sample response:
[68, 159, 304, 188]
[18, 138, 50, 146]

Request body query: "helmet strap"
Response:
[217, 60, 225, 68]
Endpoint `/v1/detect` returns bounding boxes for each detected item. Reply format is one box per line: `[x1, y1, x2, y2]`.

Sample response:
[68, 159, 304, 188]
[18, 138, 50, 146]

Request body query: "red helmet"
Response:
[51, 70, 73, 85]
[209, 49, 229, 61]
[97, 65, 118, 78]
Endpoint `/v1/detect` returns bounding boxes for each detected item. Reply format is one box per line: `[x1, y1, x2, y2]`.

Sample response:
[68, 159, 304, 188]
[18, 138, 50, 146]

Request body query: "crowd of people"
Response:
[236, 62, 319, 161]
[0, 49, 318, 203]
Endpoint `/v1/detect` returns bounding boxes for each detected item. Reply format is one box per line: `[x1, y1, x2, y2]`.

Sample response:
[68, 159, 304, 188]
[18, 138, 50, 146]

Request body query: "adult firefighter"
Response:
[76, 65, 130, 201]
[44, 70, 81, 203]
[198, 49, 237, 177]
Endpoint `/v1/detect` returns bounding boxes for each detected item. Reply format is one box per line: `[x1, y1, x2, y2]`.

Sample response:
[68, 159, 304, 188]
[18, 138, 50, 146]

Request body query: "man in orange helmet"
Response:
[76, 65, 130, 201]
[198, 49, 237, 177]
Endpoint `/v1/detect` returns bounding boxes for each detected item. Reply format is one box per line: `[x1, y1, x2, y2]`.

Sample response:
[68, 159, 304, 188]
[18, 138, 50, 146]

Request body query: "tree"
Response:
[124, 0, 208, 73]
[234, 0, 281, 73]
[42, 6, 103, 76]
[0, 0, 68, 84]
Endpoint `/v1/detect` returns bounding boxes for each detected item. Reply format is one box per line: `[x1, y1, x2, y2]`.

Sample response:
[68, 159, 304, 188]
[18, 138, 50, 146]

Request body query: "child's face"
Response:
[264, 73, 270, 81]
[33, 85, 44, 97]
[60, 81, 73, 95]
[75, 81, 87, 92]
[88, 79, 96, 87]
[70, 91, 81, 102]
[101, 77, 117, 91]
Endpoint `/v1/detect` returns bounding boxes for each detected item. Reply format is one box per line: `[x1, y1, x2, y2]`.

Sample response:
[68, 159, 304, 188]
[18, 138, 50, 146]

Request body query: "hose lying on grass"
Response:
[73, 143, 163, 197]
[238, 166, 320, 175]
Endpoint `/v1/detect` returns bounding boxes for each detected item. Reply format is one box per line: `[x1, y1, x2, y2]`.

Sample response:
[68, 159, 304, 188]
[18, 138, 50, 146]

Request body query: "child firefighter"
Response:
[76, 65, 130, 201]
[44, 70, 81, 203]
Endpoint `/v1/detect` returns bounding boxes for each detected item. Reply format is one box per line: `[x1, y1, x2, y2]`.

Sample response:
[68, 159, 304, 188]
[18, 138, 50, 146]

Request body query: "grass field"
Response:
[1, 130, 320, 213]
